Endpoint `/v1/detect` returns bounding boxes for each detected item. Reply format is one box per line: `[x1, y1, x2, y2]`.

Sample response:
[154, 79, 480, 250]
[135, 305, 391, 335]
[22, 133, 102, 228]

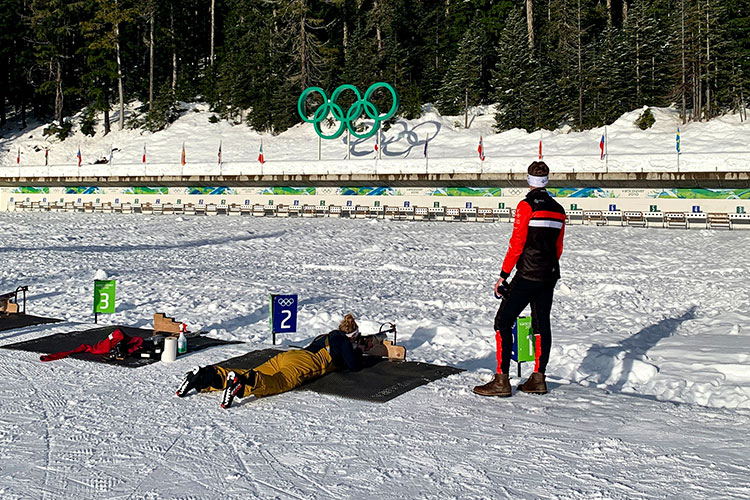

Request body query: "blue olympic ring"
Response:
[298, 83, 399, 140]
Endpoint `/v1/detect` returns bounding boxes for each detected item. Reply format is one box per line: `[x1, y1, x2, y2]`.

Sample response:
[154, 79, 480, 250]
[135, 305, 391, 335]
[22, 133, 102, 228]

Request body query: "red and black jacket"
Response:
[500, 188, 566, 282]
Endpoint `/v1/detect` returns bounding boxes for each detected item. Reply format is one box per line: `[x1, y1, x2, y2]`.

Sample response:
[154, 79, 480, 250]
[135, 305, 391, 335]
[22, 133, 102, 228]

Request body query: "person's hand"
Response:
[494, 277, 510, 299]
[494, 277, 505, 295]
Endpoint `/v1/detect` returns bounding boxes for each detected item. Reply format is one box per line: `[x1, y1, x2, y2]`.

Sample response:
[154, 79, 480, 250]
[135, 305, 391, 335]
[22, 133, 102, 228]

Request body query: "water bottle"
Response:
[177, 331, 187, 355]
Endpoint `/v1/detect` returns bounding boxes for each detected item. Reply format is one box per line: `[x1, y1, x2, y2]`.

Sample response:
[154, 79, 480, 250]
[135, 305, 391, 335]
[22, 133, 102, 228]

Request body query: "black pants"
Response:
[493, 276, 557, 375]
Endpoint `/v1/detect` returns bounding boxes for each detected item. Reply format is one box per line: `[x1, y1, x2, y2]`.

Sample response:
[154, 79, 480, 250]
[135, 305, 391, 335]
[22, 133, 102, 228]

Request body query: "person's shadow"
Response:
[579, 306, 697, 391]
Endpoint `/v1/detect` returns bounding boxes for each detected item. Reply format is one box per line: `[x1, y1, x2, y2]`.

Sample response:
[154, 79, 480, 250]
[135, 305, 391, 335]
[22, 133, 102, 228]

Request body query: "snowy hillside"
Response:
[1, 103, 749, 175]
[0, 213, 749, 498]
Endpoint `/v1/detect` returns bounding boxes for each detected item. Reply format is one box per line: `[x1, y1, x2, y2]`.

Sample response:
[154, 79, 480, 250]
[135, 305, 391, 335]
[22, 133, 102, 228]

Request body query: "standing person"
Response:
[177, 314, 363, 408]
[474, 161, 566, 397]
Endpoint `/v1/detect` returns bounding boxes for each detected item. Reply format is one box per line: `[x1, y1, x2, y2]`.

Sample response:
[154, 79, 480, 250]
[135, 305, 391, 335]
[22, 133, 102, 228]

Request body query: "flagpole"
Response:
[378, 128, 382, 161]
[347, 129, 351, 160]
[605, 126, 609, 173]
[424, 135, 428, 174]
[318, 135, 321, 161]
[540, 132, 543, 160]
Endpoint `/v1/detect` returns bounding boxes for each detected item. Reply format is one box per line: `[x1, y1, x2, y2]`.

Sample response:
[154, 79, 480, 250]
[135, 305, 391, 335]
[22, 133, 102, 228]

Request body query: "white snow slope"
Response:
[2, 103, 749, 174]
[0, 212, 749, 499]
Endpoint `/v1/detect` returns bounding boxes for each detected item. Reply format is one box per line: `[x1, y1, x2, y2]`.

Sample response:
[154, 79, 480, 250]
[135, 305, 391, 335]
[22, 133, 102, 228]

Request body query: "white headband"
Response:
[527, 174, 549, 187]
[346, 327, 360, 338]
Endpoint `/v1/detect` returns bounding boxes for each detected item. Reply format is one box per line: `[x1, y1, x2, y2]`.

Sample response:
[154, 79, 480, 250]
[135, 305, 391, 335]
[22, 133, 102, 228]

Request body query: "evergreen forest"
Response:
[0, 0, 747, 139]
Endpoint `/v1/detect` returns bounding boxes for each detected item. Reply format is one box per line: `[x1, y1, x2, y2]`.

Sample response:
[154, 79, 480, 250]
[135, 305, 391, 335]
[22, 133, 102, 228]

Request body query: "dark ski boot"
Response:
[519, 372, 548, 394]
[176, 365, 219, 397]
[220, 371, 256, 409]
[473, 373, 511, 397]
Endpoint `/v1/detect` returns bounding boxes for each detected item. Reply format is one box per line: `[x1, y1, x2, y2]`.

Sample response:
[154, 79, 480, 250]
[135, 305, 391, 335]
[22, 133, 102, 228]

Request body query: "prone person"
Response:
[177, 314, 363, 408]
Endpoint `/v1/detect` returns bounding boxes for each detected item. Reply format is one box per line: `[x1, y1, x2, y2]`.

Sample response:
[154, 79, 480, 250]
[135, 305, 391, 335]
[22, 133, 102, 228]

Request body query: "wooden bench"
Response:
[623, 211, 647, 227]
[583, 210, 606, 226]
[707, 212, 731, 230]
[477, 207, 494, 222]
[354, 205, 369, 219]
[665, 212, 687, 229]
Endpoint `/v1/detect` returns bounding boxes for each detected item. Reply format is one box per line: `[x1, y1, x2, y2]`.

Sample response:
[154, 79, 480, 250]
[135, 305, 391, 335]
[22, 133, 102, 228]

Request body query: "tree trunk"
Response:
[622, 0, 628, 24]
[300, 12, 308, 91]
[149, 10, 154, 112]
[526, 0, 534, 49]
[115, 20, 124, 130]
[171, 4, 177, 91]
[464, 87, 468, 128]
[635, 28, 641, 102]
[374, 0, 382, 53]
[55, 59, 63, 126]
[577, 0, 583, 130]
[681, 0, 686, 124]
[0, 55, 5, 127]
[705, 0, 710, 119]
[606, 0, 612, 24]
[103, 89, 111, 135]
[210, 0, 215, 65]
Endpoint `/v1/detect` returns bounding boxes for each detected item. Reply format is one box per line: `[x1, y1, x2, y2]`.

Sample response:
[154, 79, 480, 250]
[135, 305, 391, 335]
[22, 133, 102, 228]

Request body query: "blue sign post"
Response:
[270, 294, 298, 345]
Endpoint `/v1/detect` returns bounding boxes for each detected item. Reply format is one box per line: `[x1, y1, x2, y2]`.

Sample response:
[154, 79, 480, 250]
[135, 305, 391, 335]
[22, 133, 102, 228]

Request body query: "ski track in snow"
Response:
[0, 212, 749, 499]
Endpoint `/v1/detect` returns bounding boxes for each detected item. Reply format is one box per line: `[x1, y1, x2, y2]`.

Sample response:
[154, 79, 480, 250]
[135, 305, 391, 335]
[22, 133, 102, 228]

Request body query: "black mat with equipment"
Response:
[1, 325, 243, 368]
[0, 314, 62, 332]
[217, 349, 464, 403]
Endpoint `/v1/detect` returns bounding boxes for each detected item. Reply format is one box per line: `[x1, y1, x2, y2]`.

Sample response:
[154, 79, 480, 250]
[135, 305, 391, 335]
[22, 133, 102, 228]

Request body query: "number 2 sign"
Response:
[270, 294, 298, 345]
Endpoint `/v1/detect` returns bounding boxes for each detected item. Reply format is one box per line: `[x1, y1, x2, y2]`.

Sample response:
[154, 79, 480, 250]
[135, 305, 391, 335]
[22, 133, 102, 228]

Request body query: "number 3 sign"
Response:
[94, 280, 116, 323]
[270, 294, 298, 345]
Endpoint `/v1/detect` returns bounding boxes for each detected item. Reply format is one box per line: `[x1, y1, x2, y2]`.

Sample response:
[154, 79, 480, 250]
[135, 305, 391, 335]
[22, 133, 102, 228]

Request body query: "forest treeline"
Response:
[0, 0, 747, 139]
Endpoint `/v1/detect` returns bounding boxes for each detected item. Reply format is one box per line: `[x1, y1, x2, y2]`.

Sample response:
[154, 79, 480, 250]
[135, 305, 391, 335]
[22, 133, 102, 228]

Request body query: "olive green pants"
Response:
[210, 348, 334, 398]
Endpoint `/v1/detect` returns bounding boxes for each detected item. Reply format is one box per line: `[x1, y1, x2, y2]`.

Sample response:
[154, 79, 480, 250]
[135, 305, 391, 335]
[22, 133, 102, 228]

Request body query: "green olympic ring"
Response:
[298, 82, 399, 140]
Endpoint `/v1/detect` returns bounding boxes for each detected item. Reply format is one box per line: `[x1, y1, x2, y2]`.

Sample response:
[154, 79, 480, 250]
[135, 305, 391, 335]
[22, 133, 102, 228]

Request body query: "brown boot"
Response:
[473, 373, 511, 397]
[519, 372, 548, 394]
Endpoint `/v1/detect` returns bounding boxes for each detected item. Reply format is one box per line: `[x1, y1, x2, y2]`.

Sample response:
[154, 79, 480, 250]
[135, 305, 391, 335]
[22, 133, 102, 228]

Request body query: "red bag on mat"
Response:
[40, 328, 144, 362]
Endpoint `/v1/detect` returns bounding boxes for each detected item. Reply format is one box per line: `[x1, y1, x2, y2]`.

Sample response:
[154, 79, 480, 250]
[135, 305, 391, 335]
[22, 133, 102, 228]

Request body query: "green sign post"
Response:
[93, 279, 116, 323]
[511, 316, 536, 376]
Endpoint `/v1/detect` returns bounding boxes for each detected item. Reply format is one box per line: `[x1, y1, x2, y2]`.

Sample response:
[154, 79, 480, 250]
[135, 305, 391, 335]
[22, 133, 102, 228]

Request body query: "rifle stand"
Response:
[0, 286, 28, 315]
[154, 313, 187, 335]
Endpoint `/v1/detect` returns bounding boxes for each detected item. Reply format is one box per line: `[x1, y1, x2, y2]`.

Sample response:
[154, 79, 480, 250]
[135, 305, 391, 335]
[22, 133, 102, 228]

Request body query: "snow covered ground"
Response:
[1, 212, 749, 499]
[2, 103, 749, 175]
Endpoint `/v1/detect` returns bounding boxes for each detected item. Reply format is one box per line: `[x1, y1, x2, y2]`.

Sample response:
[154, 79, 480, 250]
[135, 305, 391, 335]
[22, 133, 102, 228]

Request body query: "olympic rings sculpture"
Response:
[297, 82, 399, 140]
[276, 298, 295, 307]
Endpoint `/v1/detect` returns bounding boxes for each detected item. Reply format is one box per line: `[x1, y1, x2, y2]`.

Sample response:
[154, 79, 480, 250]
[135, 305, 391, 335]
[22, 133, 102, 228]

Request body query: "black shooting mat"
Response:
[1, 325, 243, 368]
[0, 314, 63, 332]
[217, 349, 464, 403]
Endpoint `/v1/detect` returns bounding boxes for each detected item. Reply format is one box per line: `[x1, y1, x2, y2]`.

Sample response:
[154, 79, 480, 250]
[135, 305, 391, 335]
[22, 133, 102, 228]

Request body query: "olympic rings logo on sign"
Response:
[298, 83, 399, 140]
[276, 298, 295, 307]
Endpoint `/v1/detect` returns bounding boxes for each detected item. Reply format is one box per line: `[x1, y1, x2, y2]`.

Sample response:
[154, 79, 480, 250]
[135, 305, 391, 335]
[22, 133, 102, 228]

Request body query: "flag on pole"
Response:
[16, 148, 20, 164]
[181, 142, 186, 166]
[258, 141, 265, 164]
[142, 144, 147, 164]
[538, 138, 543, 159]
[478, 136, 485, 161]
[45, 148, 49, 166]
[218, 141, 222, 165]
[424, 136, 429, 158]
[77, 148, 82, 167]
[676, 127, 681, 154]
[599, 133, 605, 160]
[374, 142, 378, 152]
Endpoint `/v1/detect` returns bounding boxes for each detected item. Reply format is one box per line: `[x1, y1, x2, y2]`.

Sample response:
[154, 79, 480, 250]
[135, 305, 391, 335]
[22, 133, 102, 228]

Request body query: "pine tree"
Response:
[437, 20, 485, 125]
